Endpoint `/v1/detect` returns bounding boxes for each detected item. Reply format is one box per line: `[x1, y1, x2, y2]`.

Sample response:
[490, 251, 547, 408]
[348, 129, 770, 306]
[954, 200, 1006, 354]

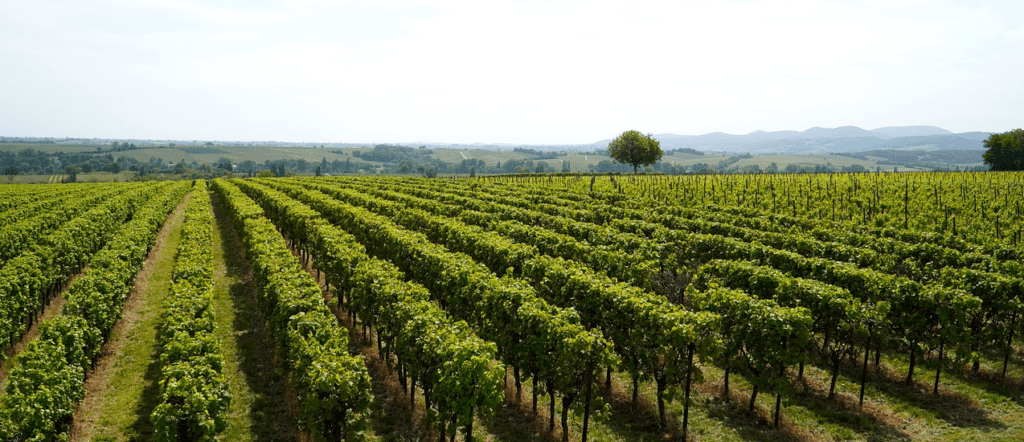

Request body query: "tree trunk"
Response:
[399, 362, 407, 393]
[723, 367, 730, 398]
[906, 344, 917, 385]
[860, 336, 870, 408]
[549, 385, 556, 432]
[972, 341, 981, 373]
[656, 375, 667, 428]
[774, 391, 782, 428]
[561, 395, 575, 442]
[582, 368, 594, 442]
[933, 338, 944, 395]
[632, 374, 639, 405]
[682, 345, 695, 442]
[411, 378, 417, 408]
[774, 362, 785, 427]
[1004, 326, 1015, 379]
[533, 376, 539, 413]
[749, 384, 759, 412]
[377, 332, 384, 359]
[829, 355, 842, 399]
[465, 405, 474, 442]
[514, 366, 522, 398]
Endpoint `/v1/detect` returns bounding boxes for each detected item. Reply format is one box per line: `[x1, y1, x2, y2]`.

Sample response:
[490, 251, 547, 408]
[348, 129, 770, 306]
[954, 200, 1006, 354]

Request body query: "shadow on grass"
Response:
[954, 368, 1024, 409]
[961, 344, 1024, 407]
[483, 371, 687, 442]
[830, 350, 1006, 432]
[785, 371, 913, 442]
[212, 190, 299, 442]
[331, 293, 552, 442]
[333, 304, 435, 442]
[478, 386, 552, 442]
[691, 375, 823, 442]
[593, 375, 678, 441]
[125, 343, 163, 441]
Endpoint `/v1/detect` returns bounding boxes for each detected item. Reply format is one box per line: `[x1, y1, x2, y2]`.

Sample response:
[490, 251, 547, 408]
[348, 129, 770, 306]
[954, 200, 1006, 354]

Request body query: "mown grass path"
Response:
[71, 189, 299, 441]
[70, 193, 190, 441]
[209, 187, 299, 441]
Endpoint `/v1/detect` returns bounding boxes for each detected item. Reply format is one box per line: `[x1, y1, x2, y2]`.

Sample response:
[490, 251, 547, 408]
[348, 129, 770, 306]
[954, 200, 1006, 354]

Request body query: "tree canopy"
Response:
[607, 130, 662, 173]
[982, 129, 1024, 171]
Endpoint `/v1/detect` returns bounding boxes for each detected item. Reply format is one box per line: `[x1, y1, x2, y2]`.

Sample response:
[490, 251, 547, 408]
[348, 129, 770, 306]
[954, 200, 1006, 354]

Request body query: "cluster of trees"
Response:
[109, 142, 139, 151]
[392, 158, 551, 176]
[0, 149, 164, 176]
[353, 144, 433, 162]
[982, 129, 1024, 170]
[0, 148, 378, 180]
[351, 145, 449, 176]
[512, 147, 567, 160]
[589, 160, 706, 174]
[733, 162, 869, 174]
[666, 147, 704, 156]
[232, 157, 371, 177]
[361, 146, 573, 176]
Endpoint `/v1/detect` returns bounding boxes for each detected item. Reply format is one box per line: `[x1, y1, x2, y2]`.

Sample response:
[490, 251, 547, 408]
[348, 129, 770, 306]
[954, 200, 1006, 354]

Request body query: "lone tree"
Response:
[982, 129, 1024, 170]
[607, 130, 662, 173]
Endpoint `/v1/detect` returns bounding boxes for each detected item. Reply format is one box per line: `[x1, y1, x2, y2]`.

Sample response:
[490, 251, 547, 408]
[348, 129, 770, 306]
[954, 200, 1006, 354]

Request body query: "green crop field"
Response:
[2, 172, 1023, 441]
[3, 141, 981, 181]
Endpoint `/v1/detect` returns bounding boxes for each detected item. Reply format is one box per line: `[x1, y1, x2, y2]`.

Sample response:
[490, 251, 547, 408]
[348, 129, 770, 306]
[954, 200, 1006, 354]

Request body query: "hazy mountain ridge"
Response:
[590, 126, 990, 154]
[0, 126, 992, 156]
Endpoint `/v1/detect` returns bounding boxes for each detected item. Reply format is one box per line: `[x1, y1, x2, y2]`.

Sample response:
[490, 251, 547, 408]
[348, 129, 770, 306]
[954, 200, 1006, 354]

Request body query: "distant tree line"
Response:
[350, 145, 574, 176]
[232, 157, 372, 176]
[665, 148, 704, 156]
[0, 148, 155, 176]
[834, 149, 984, 165]
[512, 147, 567, 160]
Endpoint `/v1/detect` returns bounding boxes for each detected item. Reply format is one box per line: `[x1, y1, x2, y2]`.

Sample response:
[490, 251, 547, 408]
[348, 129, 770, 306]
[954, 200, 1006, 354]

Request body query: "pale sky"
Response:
[1, 0, 1022, 144]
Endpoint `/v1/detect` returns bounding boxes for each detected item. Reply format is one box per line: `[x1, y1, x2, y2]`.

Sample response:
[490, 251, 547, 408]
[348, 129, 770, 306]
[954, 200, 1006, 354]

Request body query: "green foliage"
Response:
[211, 179, 372, 440]
[151, 181, 232, 441]
[982, 129, 1024, 170]
[228, 178, 513, 437]
[689, 286, 812, 394]
[607, 130, 662, 173]
[0, 182, 190, 441]
[0, 183, 176, 350]
[247, 177, 617, 440]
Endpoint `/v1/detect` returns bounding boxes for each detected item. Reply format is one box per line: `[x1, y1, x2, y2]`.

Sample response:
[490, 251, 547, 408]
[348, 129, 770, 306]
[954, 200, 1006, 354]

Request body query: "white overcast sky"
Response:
[1, 0, 1022, 144]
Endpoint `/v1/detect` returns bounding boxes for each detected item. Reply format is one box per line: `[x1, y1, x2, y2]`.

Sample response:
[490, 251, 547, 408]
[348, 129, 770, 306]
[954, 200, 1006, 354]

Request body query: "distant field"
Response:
[103, 146, 368, 166]
[428, 147, 530, 165]
[0, 171, 136, 184]
[730, 153, 932, 172]
[0, 142, 983, 174]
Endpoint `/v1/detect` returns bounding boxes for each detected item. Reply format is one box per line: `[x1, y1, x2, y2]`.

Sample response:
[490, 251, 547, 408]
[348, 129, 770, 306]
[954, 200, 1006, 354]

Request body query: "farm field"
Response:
[1, 172, 1024, 441]
[3, 141, 979, 180]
